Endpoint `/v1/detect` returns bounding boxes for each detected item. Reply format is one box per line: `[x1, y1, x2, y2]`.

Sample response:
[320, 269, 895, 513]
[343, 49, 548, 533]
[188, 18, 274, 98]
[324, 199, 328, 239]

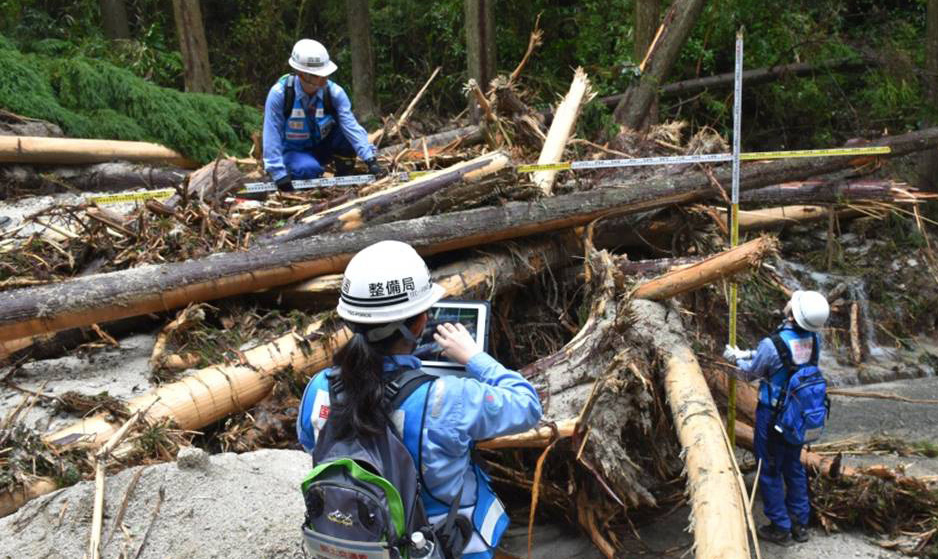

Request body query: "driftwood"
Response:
[532, 68, 593, 195]
[261, 151, 510, 244]
[0, 162, 187, 193]
[739, 180, 909, 206]
[2, 127, 933, 344]
[0, 135, 196, 168]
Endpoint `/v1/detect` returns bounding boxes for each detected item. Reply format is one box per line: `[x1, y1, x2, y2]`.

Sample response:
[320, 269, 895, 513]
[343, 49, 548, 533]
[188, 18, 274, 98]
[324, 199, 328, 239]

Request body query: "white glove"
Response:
[723, 344, 754, 362]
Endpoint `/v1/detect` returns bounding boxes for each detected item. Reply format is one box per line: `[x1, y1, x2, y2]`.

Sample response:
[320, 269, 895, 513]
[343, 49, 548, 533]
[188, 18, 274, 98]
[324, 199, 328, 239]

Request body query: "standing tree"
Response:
[634, 0, 660, 126]
[99, 0, 130, 40]
[465, 0, 496, 120]
[346, 0, 379, 121]
[614, 0, 706, 130]
[171, 0, 214, 94]
[922, 0, 938, 191]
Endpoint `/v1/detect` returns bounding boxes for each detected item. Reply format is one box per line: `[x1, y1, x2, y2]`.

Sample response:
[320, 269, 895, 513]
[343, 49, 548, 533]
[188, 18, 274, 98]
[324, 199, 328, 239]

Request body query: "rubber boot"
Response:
[791, 523, 810, 543]
[757, 524, 792, 546]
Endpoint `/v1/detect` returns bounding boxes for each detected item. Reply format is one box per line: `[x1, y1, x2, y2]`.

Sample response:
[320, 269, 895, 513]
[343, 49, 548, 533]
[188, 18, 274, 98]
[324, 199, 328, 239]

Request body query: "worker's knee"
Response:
[284, 151, 325, 179]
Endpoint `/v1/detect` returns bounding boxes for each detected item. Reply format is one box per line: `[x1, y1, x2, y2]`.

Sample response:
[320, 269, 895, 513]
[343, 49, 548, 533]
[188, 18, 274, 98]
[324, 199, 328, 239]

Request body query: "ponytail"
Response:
[331, 315, 422, 439]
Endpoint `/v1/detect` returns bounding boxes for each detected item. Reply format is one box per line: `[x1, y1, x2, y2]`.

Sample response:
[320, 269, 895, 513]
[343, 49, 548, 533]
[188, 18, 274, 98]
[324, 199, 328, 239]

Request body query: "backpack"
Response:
[769, 332, 830, 445]
[300, 369, 470, 559]
[282, 74, 336, 122]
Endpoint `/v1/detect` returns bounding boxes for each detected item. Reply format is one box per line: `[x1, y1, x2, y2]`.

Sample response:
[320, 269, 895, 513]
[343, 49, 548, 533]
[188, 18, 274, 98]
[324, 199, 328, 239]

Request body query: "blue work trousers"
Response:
[283, 127, 355, 179]
[754, 404, 810, 530]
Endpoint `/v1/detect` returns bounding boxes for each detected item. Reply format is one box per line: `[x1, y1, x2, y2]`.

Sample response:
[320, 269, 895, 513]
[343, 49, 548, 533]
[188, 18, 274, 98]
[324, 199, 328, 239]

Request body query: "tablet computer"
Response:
[413, 300, 491, 375]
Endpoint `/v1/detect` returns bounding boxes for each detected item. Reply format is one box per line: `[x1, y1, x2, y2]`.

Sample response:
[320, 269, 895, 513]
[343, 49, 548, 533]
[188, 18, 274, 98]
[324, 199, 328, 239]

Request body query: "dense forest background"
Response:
[0, 0, 935, 163]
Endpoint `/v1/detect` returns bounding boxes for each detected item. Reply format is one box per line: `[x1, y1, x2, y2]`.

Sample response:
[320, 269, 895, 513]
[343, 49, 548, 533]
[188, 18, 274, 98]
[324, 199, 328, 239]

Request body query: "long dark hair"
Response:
[331, 315, 421, 439]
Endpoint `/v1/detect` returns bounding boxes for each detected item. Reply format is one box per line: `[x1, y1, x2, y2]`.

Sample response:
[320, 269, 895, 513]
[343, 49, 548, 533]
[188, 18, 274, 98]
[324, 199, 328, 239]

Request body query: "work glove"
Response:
[275, 175, 294, 192]
[364, 158, 388, 179]
[723, 344, 754, 363]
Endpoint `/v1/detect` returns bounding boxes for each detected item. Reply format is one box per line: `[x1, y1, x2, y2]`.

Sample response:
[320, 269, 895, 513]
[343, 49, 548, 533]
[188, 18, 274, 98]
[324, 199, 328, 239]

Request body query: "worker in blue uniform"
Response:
[724, 289, 830, 545]
[297, 240, 543, 559]
[263, 39, 386, 191]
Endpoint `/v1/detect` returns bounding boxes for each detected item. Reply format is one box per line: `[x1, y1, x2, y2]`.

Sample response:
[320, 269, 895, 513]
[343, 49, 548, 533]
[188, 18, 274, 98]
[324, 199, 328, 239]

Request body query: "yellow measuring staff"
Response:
[516, 162, 572, 173]
[739, 146, 891, 160]
[88, 189, 175, 205]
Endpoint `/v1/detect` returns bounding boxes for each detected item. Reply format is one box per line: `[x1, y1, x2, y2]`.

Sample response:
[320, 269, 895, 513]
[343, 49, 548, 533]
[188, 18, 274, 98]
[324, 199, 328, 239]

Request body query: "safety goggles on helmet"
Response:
[337, 241, 446, 325]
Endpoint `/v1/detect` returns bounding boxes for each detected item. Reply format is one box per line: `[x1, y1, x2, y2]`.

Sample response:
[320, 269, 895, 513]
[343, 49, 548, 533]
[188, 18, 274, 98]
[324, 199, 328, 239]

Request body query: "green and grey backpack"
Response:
[300, 369, 468, 559]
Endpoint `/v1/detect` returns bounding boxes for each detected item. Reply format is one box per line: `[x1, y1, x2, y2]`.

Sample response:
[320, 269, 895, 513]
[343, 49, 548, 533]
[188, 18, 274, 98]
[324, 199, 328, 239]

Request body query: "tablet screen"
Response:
[413, 304, 483, 365]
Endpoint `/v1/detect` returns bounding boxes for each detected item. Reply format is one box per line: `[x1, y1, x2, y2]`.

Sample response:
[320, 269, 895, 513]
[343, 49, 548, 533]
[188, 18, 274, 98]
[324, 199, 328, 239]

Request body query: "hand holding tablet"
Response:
[432, 322, 481, 365]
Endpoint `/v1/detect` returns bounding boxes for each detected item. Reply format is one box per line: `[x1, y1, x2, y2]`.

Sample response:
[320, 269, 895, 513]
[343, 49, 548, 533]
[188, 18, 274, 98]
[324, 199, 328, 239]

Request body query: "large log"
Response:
[632, 236, 778, 300]
[261, 151, 509, 244]
[377, 125, 483, 159]
[631, 299, 750, 559]
[162, 158, 244, 209]
[531, 68, 592, 196]
[0, 162, 187, 193]
[0, 136, 197, 168]
[739, 180, 906, 206]
[0, 128, 935, 343]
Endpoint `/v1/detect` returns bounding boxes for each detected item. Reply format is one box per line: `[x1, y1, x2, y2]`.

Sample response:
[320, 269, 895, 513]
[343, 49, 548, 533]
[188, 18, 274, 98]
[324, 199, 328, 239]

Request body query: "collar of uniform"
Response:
[382, 354, 421, 373]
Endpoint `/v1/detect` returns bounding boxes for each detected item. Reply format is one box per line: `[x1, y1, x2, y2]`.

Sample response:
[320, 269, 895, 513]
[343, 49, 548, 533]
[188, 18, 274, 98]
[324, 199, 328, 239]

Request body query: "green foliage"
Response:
[0, 39, 261, 162]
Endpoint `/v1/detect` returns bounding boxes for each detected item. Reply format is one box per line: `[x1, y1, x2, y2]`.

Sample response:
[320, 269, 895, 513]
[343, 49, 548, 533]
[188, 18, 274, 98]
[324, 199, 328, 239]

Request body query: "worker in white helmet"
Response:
[297, 241, 542, 559]
[723, 289, 831, 546]
[263, 39, 386, 191]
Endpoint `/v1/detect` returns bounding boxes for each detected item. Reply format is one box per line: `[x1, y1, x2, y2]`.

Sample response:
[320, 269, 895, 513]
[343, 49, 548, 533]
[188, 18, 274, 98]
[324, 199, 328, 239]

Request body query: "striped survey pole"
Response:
[727, 30, 744, 445]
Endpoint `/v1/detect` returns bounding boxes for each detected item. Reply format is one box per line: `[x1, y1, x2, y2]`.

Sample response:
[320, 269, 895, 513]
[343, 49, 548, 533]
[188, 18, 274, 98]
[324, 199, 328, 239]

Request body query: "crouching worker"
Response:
[263, 39, 386, 191]
[297, 240, 543, 559]
[723, 289, 831, 546]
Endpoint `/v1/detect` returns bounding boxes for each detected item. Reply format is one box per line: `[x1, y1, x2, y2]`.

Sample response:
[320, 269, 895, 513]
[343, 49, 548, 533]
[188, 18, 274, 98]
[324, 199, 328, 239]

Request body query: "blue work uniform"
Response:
[297, 353, 543, 559]
[736, 321, 820, 531]
[263, 76, 376, 181]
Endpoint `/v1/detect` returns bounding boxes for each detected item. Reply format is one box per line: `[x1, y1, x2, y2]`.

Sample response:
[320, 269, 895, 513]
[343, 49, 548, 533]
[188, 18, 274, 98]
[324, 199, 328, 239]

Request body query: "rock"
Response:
[177, 446, 210, 469]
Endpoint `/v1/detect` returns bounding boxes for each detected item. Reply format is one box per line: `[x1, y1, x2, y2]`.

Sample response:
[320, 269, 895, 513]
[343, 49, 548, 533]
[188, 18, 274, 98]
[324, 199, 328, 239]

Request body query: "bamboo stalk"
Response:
[531, 68, 594, 195]
[850, 301, 863, 365]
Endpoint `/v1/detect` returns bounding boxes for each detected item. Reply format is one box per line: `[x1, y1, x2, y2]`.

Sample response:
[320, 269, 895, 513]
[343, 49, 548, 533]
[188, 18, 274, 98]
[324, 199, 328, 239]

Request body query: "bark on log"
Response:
[1, 128, 935, 343]
[532, 68, 593, 196]
[631, 299, 750, 559]
[631, 236, 778, 300]
[0, 478, 57, 519]
[613, 0, 706, 129]
[0, 162, 187, 193]
[260, 151, 509, 244]
[171, 0, 213, 94]
[0, 136, 196, 168]
[601, 58, 869, 106]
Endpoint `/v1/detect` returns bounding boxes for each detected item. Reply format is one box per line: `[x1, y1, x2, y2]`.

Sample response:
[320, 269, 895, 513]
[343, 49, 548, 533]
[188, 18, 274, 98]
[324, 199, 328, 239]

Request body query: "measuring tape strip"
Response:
[739, 146, 891, 160]
[241, 174, 375, 194]
[88, 189, 175, 205]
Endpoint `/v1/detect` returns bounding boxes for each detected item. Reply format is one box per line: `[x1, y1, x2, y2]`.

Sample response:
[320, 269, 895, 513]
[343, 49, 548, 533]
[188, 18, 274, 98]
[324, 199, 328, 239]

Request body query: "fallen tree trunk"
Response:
[739, 180, 907, 206]
[0, 136, 197, 168]
[532, 68, 593, 195]
[601, 58, 869, 106]
[162, 158, 244, 210]
[631, 236, 778, 300]
[0, 478, 58, 519]
[0, 127, 935, 343]
[631, 299, 750, 559]
[613, 0, 707, 129]
[0, 162, 187, 193]
[261, 151, 509, 244]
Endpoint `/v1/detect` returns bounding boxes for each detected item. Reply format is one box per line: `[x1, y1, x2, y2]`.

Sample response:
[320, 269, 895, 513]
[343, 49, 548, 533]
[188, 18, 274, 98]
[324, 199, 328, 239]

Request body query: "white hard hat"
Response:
[337, 241, 445, 325]
[789, 290, 830, 332]
[288, 39, 337, 76]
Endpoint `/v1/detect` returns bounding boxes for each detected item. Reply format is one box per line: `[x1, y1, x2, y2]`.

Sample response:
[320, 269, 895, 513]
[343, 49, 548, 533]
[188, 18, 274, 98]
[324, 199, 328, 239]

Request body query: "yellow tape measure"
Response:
[88, 189, 175, 205]
[516, 162, 572, 173]
[739, 146, 891, 160]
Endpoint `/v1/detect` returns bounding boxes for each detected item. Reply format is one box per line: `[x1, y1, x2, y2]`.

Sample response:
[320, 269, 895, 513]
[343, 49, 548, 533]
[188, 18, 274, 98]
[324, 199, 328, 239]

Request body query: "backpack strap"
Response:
[385, 368, 435, 410]
[809, 331, 820, 366]
[322, 83, 336, 118]
[282, 75, 296, 122]
[769, 332, 795, 375]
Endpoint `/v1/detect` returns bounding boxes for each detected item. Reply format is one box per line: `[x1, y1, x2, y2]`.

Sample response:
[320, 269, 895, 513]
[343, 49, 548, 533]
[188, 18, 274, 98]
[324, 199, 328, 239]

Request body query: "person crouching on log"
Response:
[296, 240, 543, 559]
[263, 39, 387, 191]
[723, 290, 831, 546]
